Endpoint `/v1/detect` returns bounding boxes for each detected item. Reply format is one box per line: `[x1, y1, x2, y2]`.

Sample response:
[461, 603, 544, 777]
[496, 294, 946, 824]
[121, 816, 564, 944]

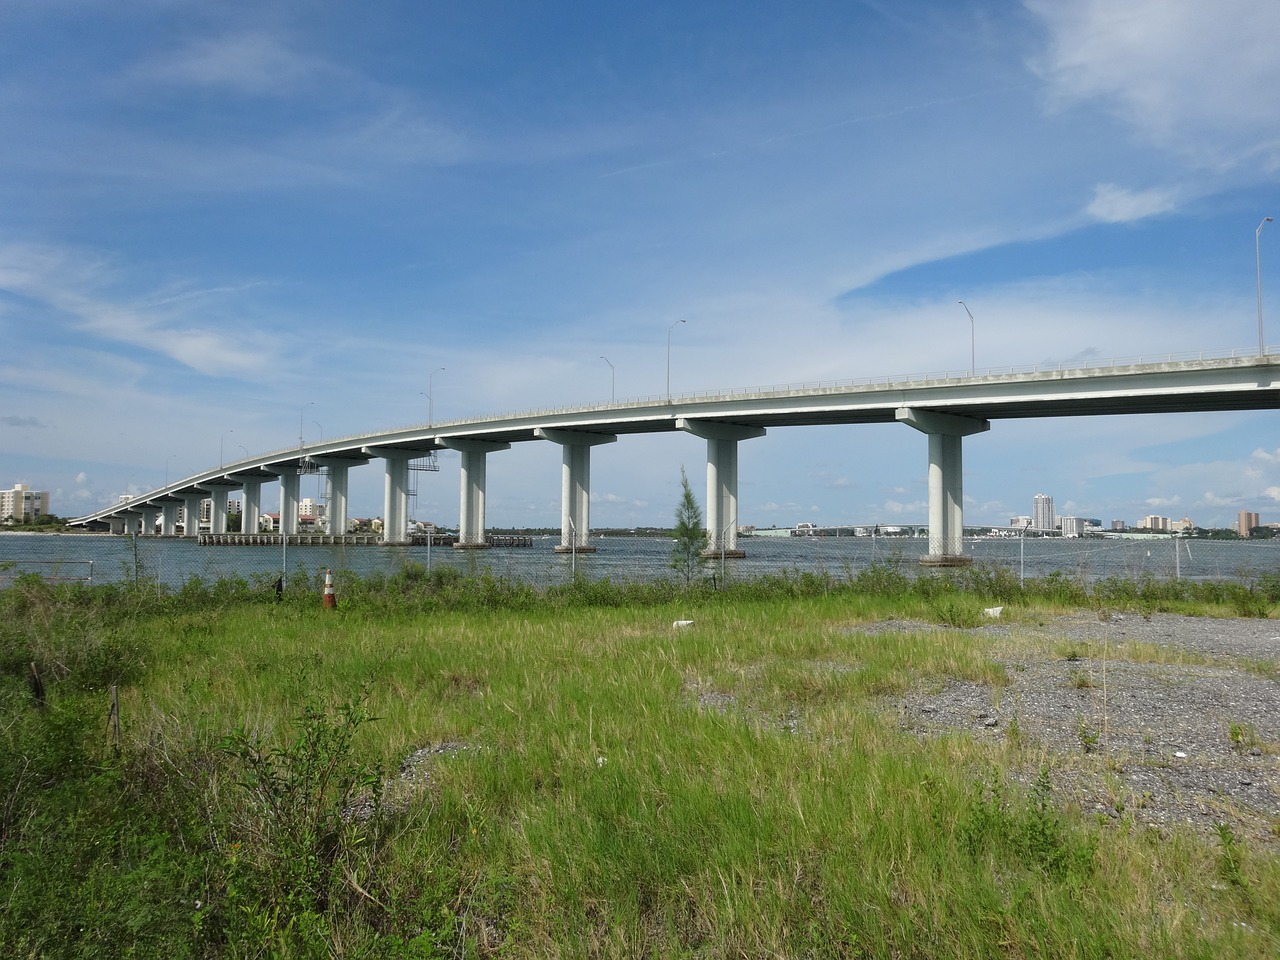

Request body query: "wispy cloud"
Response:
[0, 243, 276, 378]
[1085, 182, 1177, 223]
[0, 415, 43, 427]
[1027, 0, 1280, 169]
[126, 32, 322, 98]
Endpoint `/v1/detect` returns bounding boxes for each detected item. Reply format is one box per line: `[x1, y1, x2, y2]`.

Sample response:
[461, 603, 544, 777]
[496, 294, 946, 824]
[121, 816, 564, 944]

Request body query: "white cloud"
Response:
[1085, 183, 1176, 223]
[129, 33, 320, 98]
[0, 243, 276, 378]
[1027, 0, 1280, 169]
[1144, 496, 1180, 508]
[1201, 491, 1244, 507]
[883, 499, 927, 516]
[1263, 486, 1280, 502]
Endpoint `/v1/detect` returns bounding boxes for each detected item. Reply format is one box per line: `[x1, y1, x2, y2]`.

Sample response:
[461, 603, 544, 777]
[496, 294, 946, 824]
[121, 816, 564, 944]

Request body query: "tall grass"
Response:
[0, 569, 1276, 956]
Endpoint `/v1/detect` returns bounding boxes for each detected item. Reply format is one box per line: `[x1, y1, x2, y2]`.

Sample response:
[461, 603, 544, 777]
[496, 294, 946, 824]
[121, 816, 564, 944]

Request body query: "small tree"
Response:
[671, 466, 708, 584]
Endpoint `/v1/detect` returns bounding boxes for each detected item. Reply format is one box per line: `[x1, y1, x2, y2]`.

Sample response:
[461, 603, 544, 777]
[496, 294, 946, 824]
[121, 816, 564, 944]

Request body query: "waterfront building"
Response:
[1032, 494, 1055, 531]
[1, 483, 50, 522]
[1142, 515, 1171, 532]
[1238, 510, 1261, 538]
[1060, 516, 1086, 538]
[1111, 520, 1127, 531]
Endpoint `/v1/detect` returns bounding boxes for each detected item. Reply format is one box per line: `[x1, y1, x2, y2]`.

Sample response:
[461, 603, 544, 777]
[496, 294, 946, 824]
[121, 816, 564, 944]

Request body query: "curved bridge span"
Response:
[71, 353, 1280, 564]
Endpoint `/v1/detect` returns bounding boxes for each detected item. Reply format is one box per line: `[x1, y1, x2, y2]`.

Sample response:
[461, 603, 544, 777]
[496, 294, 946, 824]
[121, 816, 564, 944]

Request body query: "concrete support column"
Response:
[265, 467, 300, 536]
[895, 408, 990, 566]
[535, 428, 617, 553]
[442, 438, 511, 548]
[313, 456, 368, 537]
[677, 419, 766, 557]
[210, 488, 229, 534]
[239, 480, 262, 535]
[138, 506, 159, 536]
[382, 456, 411, 544]
[181, 494, 204, 537]
[160, 501, 179, 537]
[326, 463, 349, 536]
[109, 516, 127, 536]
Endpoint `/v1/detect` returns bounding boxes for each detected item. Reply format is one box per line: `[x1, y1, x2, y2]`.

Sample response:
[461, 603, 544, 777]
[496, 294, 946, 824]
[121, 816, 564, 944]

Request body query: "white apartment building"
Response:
[1, 483, 50, 521]
[1059, 516, 1086, 538]
[1033, 494, 1055, 531]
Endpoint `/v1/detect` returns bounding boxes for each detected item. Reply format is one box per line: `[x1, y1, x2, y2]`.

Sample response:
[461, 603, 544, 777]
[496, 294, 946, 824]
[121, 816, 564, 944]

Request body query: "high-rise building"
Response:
[1111, 520, 1127, 531]
[1238, 510, 1261, 538]
[1033, 494, 1055, 531]
[1142, 515, 1171, 532]
[1, 483, 50, 522]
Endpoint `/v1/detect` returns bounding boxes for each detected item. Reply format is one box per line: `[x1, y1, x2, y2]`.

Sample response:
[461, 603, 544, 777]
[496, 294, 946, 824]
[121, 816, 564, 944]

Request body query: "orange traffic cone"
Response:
[323, 568, 337, 610]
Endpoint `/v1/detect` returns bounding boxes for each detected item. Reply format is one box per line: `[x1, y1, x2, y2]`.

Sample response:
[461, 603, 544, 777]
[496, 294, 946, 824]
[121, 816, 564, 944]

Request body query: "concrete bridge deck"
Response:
[72, 351, 1280, 564]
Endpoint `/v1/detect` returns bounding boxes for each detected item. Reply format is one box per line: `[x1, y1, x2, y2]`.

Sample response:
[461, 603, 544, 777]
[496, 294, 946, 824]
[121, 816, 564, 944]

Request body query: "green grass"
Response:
[0, 571, 1277, 957]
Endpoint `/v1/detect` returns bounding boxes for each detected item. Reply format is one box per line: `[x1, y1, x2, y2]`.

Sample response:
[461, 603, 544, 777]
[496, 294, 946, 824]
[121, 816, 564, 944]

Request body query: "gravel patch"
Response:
[891, 613, 1280, 848]
[344, 740, 470, 821]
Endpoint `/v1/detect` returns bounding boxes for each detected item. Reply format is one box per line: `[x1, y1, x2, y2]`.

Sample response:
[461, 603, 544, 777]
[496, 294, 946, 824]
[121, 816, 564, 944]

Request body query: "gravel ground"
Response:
[886, 612, 1280, 849]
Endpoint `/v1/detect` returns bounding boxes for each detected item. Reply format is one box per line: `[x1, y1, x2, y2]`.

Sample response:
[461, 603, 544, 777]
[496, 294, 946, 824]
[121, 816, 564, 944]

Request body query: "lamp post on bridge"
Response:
[958, 301, 975, 374]
[299, 401, 315, 448]
[666, 319, 685, 400]
[600, 355, 614, 402]
[1258, 216, 1274, 357]
[428, 367, 445, 427]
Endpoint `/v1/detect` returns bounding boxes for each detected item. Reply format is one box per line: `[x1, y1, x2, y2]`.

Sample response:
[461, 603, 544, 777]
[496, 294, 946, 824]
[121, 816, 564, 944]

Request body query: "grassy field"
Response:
[1, 565, 1278, 957]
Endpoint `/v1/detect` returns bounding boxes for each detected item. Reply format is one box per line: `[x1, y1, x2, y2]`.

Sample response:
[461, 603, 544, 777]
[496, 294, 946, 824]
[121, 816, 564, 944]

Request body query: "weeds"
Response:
[220, 694, 383, 946]
[2, 567, 1279, 956]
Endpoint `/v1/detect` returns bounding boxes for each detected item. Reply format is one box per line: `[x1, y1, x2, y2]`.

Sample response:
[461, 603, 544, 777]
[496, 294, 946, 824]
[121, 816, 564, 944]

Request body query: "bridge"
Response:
[71, 351, 1280, 565]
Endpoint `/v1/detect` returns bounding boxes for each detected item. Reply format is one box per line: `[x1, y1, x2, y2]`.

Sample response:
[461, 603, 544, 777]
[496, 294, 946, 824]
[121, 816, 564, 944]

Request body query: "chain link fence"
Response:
[3, 533, 1279, 591]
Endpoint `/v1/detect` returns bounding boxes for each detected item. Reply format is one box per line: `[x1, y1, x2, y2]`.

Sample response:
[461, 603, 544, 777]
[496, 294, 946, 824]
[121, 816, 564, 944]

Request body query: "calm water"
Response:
[2, 531, 1277, 589]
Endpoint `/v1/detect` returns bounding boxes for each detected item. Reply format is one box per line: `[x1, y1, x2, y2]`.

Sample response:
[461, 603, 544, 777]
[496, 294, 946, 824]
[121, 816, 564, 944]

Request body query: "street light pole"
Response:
[958, 301, 975, 374]
[428, 367, 445, 427]
[1258, 217, 1273, 357]
[600, 355, 615, 402]
[299, 401, 314, 448]
[666, 319, 685, 400]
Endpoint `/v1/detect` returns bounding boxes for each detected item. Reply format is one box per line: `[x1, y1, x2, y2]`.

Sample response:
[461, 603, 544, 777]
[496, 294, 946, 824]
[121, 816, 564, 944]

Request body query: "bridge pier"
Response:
[160, 501, 179, 536]
[181, 493, 204, 537]
[384, 455, 410, 544]
[535, 428, 617, 553]
[324, 462, 348, 537]
[137, 505, 159, 536]
[238, 479, 262, 535]
[677, 419, 766, 557]
[443, 439, 511, 548]
[266, 467, 300, 536]
[206, 487, 229, 534]
[895, 408, 990, 565]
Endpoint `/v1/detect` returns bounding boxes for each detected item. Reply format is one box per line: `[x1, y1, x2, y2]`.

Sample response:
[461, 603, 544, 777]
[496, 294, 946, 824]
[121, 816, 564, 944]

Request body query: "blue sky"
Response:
[3, 0, 1280, 530]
